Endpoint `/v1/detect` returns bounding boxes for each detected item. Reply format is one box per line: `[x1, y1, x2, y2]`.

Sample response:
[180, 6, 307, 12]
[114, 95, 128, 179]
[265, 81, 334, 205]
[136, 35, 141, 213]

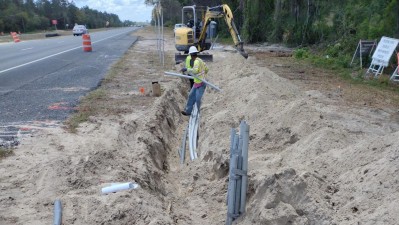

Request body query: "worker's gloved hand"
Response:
[181, 67, 187, 72]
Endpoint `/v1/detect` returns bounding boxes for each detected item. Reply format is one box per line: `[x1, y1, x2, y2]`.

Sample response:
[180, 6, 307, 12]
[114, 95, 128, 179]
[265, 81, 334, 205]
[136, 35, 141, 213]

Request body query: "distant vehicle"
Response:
[72, 25, 88, 36]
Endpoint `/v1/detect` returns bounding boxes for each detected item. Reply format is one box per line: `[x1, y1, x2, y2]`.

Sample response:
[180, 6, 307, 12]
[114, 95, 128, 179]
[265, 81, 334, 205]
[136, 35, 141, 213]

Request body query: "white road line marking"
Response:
[21, 48, 33, 51]
[0, 30, 133, 75]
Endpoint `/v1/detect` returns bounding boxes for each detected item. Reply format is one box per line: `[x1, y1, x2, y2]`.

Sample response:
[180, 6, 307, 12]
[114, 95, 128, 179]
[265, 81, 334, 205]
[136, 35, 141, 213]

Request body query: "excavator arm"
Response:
[198, 4, 248, 59]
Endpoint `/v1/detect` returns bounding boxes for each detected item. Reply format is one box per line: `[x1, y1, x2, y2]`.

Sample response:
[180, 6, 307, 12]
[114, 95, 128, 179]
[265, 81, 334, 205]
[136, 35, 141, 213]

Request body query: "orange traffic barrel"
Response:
[10, 32, 20, 43]
[82, 34, 92, 52]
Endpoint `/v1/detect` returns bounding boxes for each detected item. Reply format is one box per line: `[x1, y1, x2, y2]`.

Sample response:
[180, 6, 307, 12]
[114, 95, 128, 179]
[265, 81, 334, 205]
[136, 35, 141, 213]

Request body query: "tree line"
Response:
[0, 0, 127, 34]
[147, 0, 399, 54]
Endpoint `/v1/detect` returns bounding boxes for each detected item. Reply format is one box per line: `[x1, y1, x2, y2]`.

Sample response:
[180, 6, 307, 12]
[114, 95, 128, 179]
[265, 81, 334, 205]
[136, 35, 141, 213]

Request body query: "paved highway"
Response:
[0, 27, 138, 141]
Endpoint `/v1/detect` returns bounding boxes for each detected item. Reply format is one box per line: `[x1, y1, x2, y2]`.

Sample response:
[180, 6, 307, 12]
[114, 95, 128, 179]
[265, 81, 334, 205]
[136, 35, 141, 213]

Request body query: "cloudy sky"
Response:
[73, 0, 153, 22]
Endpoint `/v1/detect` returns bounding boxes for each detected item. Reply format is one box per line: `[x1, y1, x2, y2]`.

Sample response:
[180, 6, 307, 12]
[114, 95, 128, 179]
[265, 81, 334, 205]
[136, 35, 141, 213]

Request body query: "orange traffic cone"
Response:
[82, 34, 92, 52]
[10, 32, 20, 43]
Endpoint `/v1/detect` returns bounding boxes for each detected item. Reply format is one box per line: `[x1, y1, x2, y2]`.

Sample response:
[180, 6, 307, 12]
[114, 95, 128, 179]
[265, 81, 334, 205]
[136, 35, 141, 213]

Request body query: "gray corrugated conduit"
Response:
[164, 71, 221, 163]
[226, 121, 250, 225]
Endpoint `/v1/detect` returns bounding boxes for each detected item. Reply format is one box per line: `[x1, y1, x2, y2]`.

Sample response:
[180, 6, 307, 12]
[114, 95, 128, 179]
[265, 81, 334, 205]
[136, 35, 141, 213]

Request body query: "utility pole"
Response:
[155, 0, 164, 66]
[397, 0, 399, 37]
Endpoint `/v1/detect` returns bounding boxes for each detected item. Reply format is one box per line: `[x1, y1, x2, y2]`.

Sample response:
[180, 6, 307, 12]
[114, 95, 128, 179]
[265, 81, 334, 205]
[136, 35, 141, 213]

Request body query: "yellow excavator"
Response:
[174, 4, 248, 63]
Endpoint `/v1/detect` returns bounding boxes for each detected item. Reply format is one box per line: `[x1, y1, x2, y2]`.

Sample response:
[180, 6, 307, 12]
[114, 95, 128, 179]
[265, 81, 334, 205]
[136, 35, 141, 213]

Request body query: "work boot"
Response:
[181, 111, 191, 116]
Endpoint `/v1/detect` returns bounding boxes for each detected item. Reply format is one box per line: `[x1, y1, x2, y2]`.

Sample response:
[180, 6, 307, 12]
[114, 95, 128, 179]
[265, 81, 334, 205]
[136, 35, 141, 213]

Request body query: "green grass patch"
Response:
[102, 59, 125, 84]
[293, 47, 399, 92]
[0, 147, 14, 160]
[65, 88, 107, 133]
[64, 48, 136, 133]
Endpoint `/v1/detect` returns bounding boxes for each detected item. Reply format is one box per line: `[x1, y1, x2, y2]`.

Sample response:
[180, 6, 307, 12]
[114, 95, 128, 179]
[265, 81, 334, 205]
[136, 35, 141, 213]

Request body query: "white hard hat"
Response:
[189, 46, 199, 54]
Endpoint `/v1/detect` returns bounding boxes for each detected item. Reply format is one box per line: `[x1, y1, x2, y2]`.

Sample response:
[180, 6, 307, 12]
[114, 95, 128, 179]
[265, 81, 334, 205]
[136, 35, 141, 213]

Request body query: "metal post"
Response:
[226, 121, 250, 223]
[161, 7, 164, 67]
[154, 10, 158, 48]
[240, 121, 250, 214]
[229, 128, 236, 159]
[234, 128, 244, 215]
[157, 3, 162, 63]
[226, 154, 238, 225]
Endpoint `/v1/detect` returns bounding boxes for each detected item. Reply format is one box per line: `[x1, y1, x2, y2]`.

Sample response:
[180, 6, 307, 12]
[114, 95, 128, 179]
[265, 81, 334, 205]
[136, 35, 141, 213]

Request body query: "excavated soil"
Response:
[1, 27, 399, 225]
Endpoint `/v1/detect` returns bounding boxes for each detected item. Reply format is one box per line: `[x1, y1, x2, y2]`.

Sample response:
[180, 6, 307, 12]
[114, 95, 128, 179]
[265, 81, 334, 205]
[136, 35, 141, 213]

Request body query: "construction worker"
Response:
[180, 46, 209, 116]
[184, 54, 194, 88]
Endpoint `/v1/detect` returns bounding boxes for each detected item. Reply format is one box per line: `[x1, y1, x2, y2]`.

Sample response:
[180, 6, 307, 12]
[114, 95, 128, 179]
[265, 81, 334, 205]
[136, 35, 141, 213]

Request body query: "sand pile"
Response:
[1, 27, 399, 225]
[200, 51, 399, 225]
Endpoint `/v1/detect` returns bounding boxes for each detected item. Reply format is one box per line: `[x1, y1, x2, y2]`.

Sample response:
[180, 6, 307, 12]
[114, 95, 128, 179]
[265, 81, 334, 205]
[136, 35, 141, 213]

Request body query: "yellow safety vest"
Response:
[185, 55, 192, 69]
[187, 57, 209, 83]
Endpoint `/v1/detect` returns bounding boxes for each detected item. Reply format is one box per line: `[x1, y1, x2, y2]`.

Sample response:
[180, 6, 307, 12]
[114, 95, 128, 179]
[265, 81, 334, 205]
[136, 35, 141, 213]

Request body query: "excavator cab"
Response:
[174, 5, 213, 63]
[174, 4, 248, 64]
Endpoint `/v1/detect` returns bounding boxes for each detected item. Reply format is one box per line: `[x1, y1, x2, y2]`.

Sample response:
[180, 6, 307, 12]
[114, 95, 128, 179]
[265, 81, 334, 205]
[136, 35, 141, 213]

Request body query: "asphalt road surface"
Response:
[0, 27, 138, 143]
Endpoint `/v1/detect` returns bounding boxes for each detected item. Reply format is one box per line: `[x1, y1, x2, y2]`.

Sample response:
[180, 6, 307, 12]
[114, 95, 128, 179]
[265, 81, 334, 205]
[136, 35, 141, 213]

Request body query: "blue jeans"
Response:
[185, 84, 206, 114]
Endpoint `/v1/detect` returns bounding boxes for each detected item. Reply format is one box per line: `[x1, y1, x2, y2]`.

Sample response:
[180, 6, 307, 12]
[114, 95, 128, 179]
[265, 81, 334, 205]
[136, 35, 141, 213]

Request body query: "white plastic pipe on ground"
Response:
[101, 182, 139, 194]
[53, 199, 62, 225]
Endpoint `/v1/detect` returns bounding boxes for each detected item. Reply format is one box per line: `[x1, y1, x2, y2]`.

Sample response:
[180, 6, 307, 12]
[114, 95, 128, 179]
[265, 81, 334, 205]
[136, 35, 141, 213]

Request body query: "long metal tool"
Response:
[164, 71, 222, 92]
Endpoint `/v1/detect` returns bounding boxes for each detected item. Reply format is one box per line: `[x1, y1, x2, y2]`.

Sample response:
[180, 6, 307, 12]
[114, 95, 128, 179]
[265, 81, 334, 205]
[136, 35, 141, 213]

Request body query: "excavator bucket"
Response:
[238, 49, 249, 59]
[237, 43, 249, 59]
[175, 53, 213, 64]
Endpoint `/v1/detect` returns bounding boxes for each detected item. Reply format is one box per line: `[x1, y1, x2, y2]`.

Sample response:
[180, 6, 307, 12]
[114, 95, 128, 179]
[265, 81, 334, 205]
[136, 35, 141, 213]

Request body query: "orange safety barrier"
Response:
[10, 32, 20, 43]
[82, 34, 92, 52]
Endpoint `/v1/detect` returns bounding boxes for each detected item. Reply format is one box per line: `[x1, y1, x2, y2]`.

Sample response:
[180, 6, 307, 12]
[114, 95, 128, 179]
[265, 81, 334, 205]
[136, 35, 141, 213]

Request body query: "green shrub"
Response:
[293, 48, 310, 59]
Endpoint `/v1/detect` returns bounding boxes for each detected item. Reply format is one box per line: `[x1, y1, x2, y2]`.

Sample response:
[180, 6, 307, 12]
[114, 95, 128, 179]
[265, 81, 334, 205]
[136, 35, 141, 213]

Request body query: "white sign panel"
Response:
[372, 36, 399, 66]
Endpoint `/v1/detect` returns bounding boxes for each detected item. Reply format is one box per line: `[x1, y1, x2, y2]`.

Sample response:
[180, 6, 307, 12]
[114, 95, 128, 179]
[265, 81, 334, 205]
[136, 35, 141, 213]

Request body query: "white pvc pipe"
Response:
[53, 199, 62, 225]
[193, 105, 199, 159]
[164, 72, 194, 79]
[101, 182, 139, 194]
[188, 104, 200, 160]
[188, 104, 197, 161]
[164, 71, 222, 92]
